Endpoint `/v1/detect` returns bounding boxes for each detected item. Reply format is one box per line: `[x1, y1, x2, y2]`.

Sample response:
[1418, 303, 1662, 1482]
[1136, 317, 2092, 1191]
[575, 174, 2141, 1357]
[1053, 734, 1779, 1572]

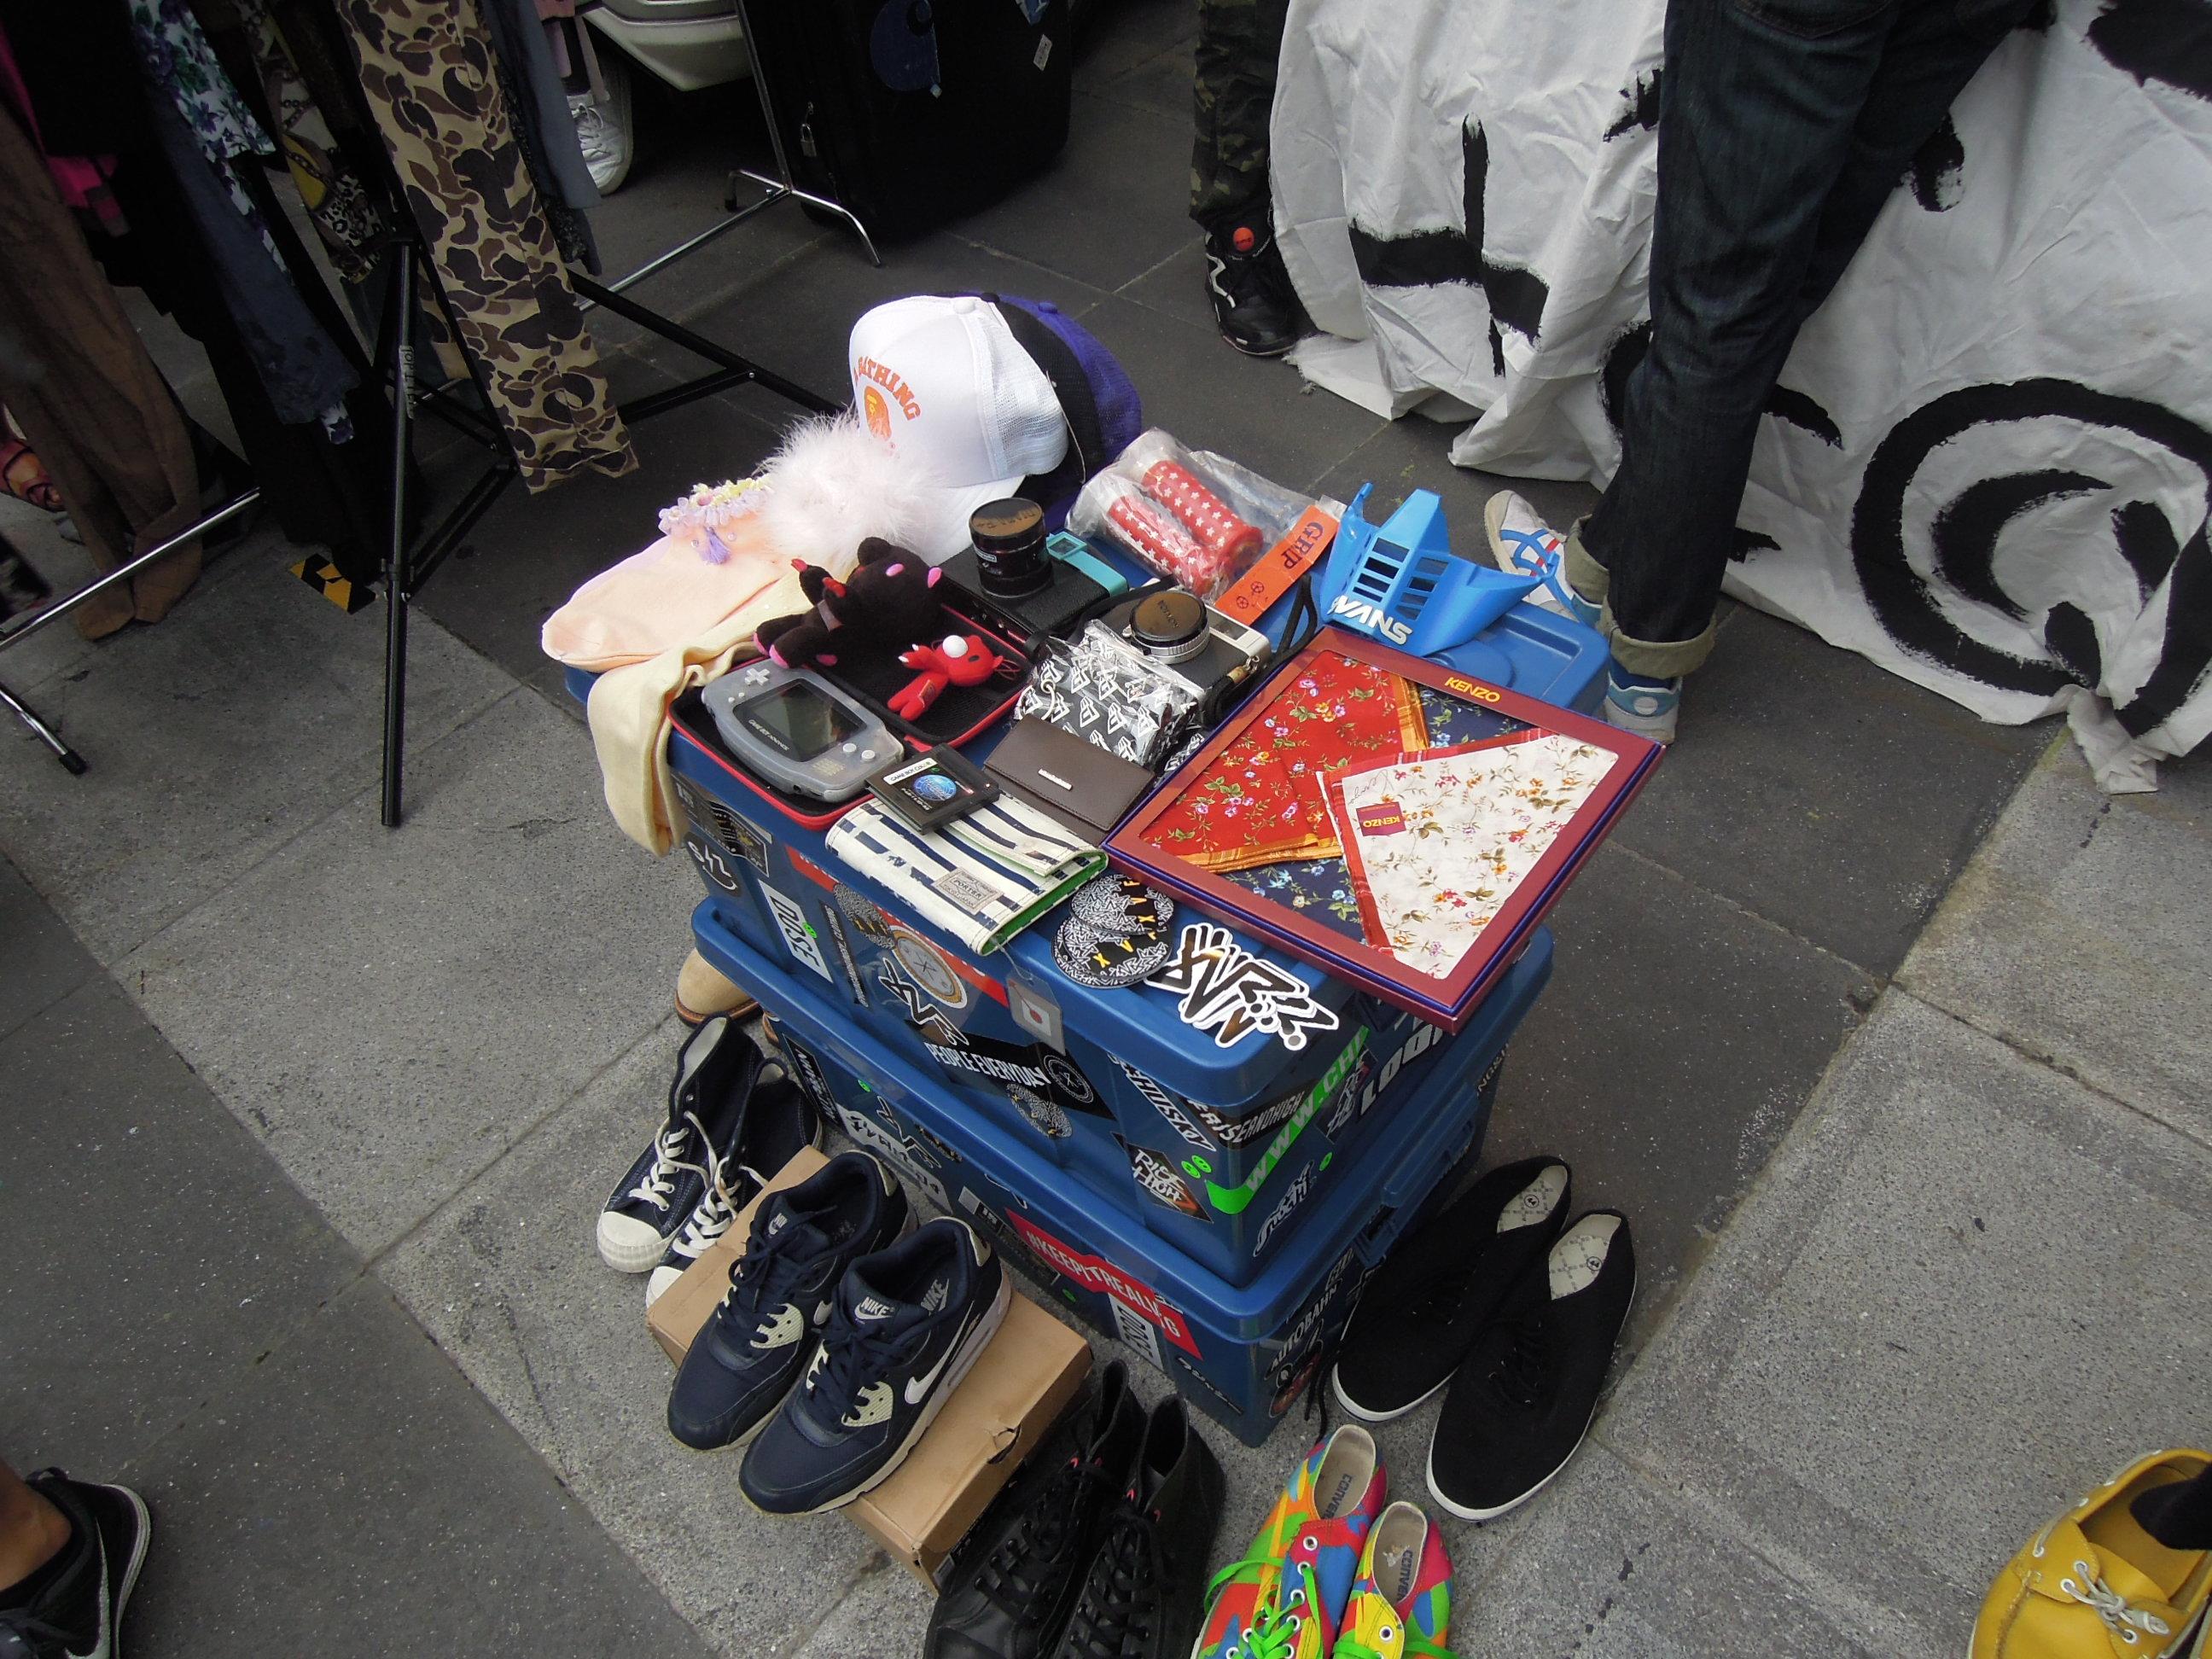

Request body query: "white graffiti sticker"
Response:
[1144, 923, 1340, 1052]
[760, 883, 832, 982]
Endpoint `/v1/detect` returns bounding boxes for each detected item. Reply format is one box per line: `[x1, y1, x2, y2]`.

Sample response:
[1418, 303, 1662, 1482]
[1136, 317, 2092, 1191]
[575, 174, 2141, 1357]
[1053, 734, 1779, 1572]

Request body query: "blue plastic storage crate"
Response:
[695, 902, 1538, 1444]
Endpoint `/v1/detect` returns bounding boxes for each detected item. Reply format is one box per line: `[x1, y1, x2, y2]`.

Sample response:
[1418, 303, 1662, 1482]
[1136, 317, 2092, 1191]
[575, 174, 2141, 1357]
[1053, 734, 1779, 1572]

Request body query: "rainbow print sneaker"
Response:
[1196, 1424, 1387, 1659]
[1333, 1501, 1455, 1659]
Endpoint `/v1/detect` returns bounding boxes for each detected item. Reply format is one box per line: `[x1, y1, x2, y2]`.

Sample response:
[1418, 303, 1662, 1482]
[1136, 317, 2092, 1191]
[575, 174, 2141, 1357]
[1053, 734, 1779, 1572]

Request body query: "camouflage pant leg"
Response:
[1190, 0, 1293, 230]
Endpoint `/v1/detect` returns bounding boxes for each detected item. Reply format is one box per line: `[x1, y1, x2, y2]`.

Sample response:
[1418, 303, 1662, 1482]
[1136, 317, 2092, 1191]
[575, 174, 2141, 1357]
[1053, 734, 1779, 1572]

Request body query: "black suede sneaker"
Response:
[740, 1218, 1010, 1515]
[1427, 1210, 1635, 1521]
[1332, 1156, 1572, 1423]
[0, 1470, 150, 1659]
[1202, 211, 1304, 358]
[1052, 1394, 1225, 1659]
[646, 1055, 820, 1306]
[667, 1151, 911, 1452]
[926, 1362, 1144, 1659]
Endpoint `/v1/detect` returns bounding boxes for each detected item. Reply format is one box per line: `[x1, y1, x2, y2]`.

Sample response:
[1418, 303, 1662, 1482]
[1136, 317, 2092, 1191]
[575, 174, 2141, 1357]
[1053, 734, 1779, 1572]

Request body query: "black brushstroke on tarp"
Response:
[1599, 320, 1841, 445]
[1906, 114, 1967, 210]
[2086, 0, 2212, 101]
[1604, 71, 1663, 139]
[2044, 603, 2104, 684]
[1348, 119, 1550, 376]
[1732, 529, 1781, 562]
[2111, 498, 2183, 599]
[1930, 469, 2106, 616]
[1849, 379, 2212, 736]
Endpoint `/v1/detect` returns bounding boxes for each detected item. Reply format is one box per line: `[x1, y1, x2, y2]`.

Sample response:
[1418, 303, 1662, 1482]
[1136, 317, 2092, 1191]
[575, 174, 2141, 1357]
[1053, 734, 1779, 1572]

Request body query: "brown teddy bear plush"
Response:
[754, 537, 946, 671]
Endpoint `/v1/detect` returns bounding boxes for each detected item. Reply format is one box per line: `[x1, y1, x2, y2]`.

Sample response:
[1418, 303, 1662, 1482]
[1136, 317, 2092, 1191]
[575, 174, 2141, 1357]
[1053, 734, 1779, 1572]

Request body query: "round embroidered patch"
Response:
[1054, 914, 1170, 989]
[1067, 871, 1175, 933]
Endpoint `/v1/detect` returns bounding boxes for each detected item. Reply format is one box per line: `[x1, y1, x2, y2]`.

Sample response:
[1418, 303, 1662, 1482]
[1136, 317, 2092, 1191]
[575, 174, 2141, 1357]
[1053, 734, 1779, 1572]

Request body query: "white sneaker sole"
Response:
[1330, 1365, 1450, 1425]
[758, 1272, 1013, 1517]
[597, 1214, 678, 1274]
[108, 1482, 152, 1659]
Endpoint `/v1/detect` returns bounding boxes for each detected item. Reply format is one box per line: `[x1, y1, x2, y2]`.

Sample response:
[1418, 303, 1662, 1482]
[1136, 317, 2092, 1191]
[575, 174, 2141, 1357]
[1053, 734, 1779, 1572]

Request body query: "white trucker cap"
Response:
[848, 295, 1071, 559]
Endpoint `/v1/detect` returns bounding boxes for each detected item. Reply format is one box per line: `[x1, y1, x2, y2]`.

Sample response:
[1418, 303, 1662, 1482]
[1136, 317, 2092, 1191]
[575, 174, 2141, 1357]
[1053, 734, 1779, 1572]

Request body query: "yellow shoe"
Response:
[1974, 1451, 2212, 1659]
[675, 947, 756, 1026]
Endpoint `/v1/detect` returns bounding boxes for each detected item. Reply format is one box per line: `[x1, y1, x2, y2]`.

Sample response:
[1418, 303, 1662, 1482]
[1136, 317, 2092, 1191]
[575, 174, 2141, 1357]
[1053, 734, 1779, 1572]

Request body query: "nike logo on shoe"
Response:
[903, 1306, 984, 1406]
[854, 1296, 895, 1322]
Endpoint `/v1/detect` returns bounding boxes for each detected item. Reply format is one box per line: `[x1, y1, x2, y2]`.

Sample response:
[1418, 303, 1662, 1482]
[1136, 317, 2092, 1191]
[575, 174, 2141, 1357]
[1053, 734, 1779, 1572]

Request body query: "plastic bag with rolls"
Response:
[1068, 429, 1313, 601]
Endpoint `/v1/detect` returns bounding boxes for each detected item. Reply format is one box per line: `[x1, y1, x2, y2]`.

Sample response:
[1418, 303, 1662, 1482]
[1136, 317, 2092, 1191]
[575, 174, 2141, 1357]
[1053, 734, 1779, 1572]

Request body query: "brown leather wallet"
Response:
[984, 717, 1157, 844]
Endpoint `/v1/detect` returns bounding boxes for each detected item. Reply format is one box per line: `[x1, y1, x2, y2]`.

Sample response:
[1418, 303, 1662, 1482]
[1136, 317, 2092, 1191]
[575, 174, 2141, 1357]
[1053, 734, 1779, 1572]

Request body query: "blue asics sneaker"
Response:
[740, 1217, 1010, 1515]
[1604, 666, 1680, 744]
[1483, 492, 1601, 626]
[666, 1151, 911, 1452]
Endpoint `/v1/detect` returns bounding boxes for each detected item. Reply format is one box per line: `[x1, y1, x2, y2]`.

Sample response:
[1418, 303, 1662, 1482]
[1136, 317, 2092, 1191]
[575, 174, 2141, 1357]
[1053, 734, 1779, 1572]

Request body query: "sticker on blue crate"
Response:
[1253, 1161, 1318, 1251]
[684, 835, 744, 894]
[1007, 1084, 1070, 1141]
[834, 882, 895, 946]
[1188, 1029, 1371, 1215]
[1174, 1354, 1245, 1417]
[773, 1028, 835, 1115]
[1114, 1061, 1214, 1150]
[888, 922, 969, 1010]
[818, 905, 870, 1009]
[672, 778, 770, 875]
[1010, 1213, 1201, 1358]
[1122, 1139, 1206, 1219]
[876, 956, 963, 1047]
[1144, 923, 1340, 1052]
[760, 882, 833, 983]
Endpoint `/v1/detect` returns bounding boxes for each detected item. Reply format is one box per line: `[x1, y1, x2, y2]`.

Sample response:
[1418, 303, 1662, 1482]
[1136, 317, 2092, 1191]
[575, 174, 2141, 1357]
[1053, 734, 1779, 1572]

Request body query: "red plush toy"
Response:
[889, 633, 1007, 721]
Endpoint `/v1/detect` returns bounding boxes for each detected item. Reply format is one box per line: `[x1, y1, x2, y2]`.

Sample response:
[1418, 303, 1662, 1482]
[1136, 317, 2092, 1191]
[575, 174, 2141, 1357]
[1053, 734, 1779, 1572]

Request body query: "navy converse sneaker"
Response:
[599, 1019, 796, 1275]
[645, 1057, 819, 1306]
[740, 1218, 1010, 1515]
[667, 1152, 911, 1452]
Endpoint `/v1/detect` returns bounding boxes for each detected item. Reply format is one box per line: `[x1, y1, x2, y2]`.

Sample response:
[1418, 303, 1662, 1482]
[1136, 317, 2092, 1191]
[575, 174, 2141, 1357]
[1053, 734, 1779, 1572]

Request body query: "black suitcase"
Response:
[744, 0, 1074, 240]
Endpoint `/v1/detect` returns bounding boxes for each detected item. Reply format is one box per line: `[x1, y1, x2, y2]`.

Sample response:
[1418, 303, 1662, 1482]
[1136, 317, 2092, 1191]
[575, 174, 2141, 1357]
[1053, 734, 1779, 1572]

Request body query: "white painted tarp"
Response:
[1272, 0, 2212, 787]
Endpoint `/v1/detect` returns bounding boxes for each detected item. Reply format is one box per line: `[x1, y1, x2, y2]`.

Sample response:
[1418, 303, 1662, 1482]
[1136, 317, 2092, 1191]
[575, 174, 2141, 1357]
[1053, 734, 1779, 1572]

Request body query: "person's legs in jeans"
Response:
[1574, 0, 2030, 721]
[1191, 0, 1302, 354]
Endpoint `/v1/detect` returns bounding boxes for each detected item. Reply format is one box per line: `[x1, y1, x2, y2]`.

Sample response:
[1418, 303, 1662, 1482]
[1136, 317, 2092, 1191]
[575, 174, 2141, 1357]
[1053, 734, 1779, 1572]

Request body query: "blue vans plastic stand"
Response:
[1313, 485, 1539, 658]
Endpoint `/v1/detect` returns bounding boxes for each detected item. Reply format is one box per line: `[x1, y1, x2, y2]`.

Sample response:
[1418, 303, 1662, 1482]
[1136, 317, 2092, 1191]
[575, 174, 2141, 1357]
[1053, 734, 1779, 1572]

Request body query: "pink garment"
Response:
[0, 23, 119, 214]
[542, 504, 795, 672]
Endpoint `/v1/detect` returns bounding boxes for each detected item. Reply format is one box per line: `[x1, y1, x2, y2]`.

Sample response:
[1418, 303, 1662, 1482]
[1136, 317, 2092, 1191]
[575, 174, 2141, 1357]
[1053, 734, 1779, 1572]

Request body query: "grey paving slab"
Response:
[0, 852, 93, 1041]
[1463, 1443, 1890, 1658]
[1610, 606, 2052, 975]
[1481, 841, 1877, 1336]
[1597, 992, 2212, 1656]
[414, 392, 792, 692]
[1086, 36, 1197, 123]
[116, 1277, 713, 1659]
[1075, 294, 1384, 495]
[0, 973, 360, 1469]
[379, 1024, 880, 1656]
[1901, 742, 2212, 1147]
[782, 1551, 934, 1659]
[952, 92, 1201, 293]
[0, 534, 514, 963]
[1073, 0, 1200, 83]
[118, 683, 699, 1255]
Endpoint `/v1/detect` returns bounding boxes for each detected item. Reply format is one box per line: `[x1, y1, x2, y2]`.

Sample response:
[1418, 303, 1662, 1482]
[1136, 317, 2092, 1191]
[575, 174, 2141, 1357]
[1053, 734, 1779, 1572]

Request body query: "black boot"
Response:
[1202, 209, 1304, 358]
[926, 1362, 1145, 1659]
[1053, 1394, 1226, 1659]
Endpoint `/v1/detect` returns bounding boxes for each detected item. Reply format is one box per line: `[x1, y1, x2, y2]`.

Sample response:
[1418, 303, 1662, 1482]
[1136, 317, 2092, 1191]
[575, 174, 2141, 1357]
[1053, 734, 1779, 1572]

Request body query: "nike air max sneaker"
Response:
[740, 1217, 1010, 1515]
[667, 1152, 911, 1452]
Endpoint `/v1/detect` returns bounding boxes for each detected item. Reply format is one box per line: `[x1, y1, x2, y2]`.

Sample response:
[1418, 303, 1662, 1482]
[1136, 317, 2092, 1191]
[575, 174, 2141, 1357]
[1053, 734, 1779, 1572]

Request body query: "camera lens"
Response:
[968, 498, 1051, 598]
[1129, 591, 1209, 665]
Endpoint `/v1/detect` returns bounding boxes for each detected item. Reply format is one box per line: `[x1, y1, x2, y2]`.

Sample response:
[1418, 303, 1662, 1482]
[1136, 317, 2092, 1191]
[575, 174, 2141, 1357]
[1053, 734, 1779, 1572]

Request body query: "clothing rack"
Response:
[0, 0, 842, 824]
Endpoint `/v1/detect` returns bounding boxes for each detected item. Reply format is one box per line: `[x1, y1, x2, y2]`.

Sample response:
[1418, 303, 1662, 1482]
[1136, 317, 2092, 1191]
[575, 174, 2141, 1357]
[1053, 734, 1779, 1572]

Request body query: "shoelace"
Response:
[812, 1316, 915, 1428]
[719, 1225, 818, 1345]
[1204, 1554, 1324, 1659]
[673, 1161, 765, 1259]
[976, 1454, 1111, 1606]
[1482, 1305, 1553, 1411]
[2057, 1556, 2173, 1643]
[1061, 1506, 1159, 1657]
[624, 1115, 705, 1213]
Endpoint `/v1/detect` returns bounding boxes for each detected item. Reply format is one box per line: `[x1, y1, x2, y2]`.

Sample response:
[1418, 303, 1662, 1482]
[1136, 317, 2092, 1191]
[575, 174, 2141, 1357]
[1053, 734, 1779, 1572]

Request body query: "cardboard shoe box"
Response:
[648, 1146, 1092, 1586]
